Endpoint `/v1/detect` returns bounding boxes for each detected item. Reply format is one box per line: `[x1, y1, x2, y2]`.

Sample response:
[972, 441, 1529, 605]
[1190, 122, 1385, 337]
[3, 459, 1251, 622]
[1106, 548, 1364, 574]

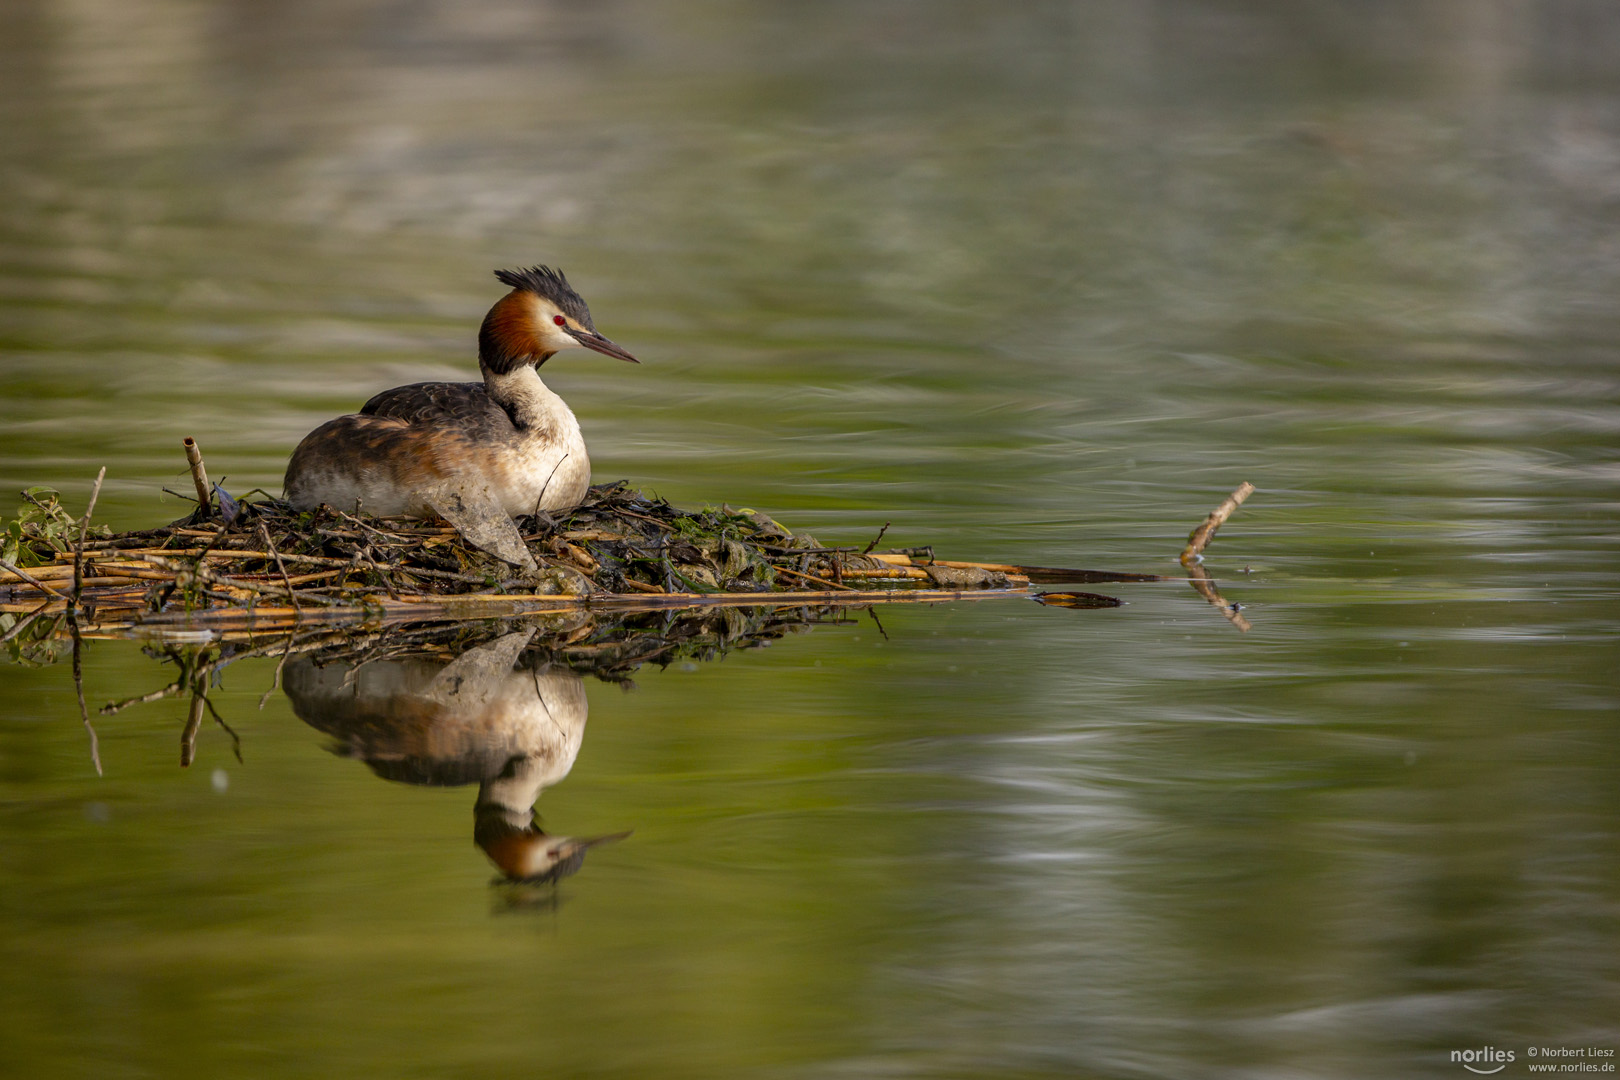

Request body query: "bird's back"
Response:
[361, 380, 519, 438]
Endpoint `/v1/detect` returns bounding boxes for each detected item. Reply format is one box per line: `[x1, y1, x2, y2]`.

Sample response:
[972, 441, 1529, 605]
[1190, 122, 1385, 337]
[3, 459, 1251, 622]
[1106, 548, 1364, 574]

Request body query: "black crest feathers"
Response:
[494, 265, 594, 330]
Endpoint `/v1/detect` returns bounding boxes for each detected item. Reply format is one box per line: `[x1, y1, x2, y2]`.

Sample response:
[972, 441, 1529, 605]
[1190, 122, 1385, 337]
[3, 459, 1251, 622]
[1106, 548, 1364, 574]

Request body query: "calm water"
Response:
[3, 2, 1619, 1077]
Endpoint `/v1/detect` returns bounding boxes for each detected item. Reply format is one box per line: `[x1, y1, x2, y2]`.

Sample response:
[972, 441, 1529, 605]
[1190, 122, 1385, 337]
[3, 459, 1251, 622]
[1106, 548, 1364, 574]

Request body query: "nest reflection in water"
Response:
[54, 603, 845, 891]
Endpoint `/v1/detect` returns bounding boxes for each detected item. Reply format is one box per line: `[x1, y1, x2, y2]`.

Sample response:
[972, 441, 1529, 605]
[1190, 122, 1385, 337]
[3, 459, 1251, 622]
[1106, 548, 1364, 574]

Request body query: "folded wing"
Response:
[361, 381, 515, 434]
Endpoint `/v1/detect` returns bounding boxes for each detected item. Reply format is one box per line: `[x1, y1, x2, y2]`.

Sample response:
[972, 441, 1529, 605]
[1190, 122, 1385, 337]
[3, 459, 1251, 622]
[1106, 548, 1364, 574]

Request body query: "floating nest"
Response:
[1, 479, 1165, 639]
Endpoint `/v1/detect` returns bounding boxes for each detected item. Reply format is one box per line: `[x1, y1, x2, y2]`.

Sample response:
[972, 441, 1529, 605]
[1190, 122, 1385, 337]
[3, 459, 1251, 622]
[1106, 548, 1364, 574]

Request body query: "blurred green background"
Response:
[1, 2, 1617, 1077]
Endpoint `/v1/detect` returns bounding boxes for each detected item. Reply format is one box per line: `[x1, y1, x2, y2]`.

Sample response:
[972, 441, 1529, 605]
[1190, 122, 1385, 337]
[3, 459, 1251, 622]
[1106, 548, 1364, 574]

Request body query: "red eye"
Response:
[553, 315, 567, 327]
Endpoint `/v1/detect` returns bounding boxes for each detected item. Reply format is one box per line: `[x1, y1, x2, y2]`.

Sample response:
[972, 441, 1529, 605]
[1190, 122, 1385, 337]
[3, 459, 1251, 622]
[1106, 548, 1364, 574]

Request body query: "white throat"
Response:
[485, 364, 574, 437]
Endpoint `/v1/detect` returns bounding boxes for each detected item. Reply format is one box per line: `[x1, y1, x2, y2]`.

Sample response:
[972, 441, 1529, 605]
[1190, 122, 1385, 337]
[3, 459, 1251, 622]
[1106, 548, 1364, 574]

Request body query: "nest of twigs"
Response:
[1, 479, 1158, 639]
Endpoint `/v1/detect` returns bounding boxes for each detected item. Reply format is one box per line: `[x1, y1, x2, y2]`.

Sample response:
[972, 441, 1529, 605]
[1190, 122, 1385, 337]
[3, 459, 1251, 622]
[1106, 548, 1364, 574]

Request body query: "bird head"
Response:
[479, 265, 639, 373]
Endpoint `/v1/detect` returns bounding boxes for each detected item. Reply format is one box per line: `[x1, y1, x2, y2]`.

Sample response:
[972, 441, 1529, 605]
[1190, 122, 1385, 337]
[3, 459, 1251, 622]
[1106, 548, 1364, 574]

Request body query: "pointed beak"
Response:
[567, 327, 640, 364]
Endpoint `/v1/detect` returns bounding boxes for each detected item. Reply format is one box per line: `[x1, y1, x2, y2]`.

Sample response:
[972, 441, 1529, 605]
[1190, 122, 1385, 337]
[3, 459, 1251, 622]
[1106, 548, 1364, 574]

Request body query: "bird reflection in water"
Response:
[282, 628, 628, 888]
[75, 606, 823, 893]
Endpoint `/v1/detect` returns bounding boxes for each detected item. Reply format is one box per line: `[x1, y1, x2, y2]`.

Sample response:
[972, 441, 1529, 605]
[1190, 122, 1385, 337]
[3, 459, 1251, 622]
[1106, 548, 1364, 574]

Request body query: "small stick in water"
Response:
[183, 437, 212, 516]
[101, 677, 187, 715]
[1181, 482, 1255, 565]
[72, 467, 107, 607]
[180, 687, 206, 767]
[201, 695, 243, 763]
[1185, 562, 1252, 632]
[861, 522, 891, 555]
[70, 618, 103, 776]
[258, 632, 301, 710]
[1032, 591, 1124, 609]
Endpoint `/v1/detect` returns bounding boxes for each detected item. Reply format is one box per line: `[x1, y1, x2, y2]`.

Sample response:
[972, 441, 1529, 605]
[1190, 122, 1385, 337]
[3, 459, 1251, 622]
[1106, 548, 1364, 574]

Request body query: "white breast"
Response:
[483, 366, 593, 515]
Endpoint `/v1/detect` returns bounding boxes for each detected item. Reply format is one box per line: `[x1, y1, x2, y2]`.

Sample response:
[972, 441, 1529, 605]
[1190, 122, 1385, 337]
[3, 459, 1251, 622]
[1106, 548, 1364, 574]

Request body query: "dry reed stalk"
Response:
[101, 548, 489, 585]
[773, 564, 855, 591]
[54, 580, 1049, 638]
[182, 438, 211, 514]
[838, 566, 930, 580]
[863, 552, 1167, 583]
[556, 540, 598, 572]
[109, 547, 350, 568]
[560, 530, 631, 542]
[139, 553, 344, 608]
[0, 600, 67, 616]
[0, 558, 68, 598]
[581, 586, 1029, 611]
[840, 565, 1034, 588]
[5, 562, 76, 580]
[280, 570, 345, 586]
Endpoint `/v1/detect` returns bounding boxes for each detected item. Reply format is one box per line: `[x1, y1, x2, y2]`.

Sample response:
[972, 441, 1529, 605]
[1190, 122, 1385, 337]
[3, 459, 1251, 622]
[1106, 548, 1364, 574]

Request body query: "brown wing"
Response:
[360, 381, 515, 434]
[283, 412, 535, 566]
[284, 413, 459, 510]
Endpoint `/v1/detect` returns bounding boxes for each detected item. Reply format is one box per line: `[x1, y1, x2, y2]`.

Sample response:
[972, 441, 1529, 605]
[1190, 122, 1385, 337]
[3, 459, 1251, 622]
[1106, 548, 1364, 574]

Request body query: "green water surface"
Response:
[2, 2, 1617, 1077]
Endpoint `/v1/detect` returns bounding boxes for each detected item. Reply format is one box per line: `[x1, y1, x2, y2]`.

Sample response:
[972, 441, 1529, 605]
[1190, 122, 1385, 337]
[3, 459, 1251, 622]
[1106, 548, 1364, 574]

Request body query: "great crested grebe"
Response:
[284, 266, 638, 569]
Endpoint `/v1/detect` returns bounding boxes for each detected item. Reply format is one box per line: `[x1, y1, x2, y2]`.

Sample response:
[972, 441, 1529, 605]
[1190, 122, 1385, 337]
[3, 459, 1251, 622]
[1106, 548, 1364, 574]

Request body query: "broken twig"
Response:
[861, 522, 891, 555]
[258, 523, 300, 613]
[70, 618, 103, 775]
[1185, 562, 1252, 633]
[183, 437, 211, 516]
[1181, 482, 1255, 565]
[72, 467, 106, 607]
[180, 687, 206, 767]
